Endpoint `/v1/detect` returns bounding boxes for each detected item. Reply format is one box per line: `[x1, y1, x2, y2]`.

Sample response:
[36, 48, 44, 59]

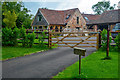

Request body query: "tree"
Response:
[2, 2, 33, 28]
[3, 10, 17, 28]
[92, 1, 116, 15]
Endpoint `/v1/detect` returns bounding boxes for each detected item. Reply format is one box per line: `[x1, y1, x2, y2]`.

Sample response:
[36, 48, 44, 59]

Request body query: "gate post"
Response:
[48, 31, 52, 48]
[96, 33, 99, 50]
[98, 30, 101, 48]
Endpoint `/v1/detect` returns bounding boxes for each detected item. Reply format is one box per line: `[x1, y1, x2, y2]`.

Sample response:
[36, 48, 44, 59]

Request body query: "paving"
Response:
[2, 47, 96, 78]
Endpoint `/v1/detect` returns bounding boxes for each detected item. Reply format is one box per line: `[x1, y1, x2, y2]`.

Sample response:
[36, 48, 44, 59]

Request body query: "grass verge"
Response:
[2, 43, 50, 60]
[53, 50, 118, 78]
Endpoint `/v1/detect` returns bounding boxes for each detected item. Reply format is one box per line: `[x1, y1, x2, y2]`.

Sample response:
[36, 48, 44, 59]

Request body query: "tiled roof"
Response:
[82, 14, 100, 23]
[87, 9, 120, 25]
[39, 8, 78, 25]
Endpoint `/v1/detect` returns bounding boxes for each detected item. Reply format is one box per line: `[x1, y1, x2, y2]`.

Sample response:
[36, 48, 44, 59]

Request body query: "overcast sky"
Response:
[23, 0, 120, 15]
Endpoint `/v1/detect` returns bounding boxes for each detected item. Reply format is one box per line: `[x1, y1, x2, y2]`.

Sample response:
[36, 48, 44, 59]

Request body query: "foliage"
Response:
[38, 32, 46, 48]
[2, 2, 33, 28]
[3, 10, 17, 28]
[26, 32, 35, 47]
[2, 27, 19, 46]
[53, 51, 118, 78]
[12, 27, 19, 46]
[92, 1, 116, 14]
[114, 33, 120, 50]
[19, 26, 35, 47]
[2, 27, 13, 46]
[101, 29, 112, 51]
[19, 26, 26, 47]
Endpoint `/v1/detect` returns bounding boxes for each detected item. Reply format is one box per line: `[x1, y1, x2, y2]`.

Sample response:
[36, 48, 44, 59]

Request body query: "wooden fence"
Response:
[18, 29, 119, 49]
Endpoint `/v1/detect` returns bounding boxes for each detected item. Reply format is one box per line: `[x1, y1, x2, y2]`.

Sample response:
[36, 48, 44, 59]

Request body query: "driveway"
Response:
[2, 47, 96, 78]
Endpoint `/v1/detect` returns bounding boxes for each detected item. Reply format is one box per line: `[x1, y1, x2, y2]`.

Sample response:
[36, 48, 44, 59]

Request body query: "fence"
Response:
[18, 29, 119, 49]
[48, 31, 101, 49]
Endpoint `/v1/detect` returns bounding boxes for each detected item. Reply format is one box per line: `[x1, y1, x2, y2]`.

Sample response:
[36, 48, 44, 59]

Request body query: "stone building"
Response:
[31, 8, 86, 32]
[82, 14, 100, 32]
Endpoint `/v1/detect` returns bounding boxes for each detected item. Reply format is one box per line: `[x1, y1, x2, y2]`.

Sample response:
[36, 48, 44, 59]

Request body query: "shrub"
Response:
[38, 32, 46, 48]
[26, 32, 35, 47]
[20, 26, 26, 47]
[114, 33, 120, 51]
[101, 29, 112, 51]
[2, 27, 20, 46]
[12, 27, 19, 46]
[2, 27, 13, 46]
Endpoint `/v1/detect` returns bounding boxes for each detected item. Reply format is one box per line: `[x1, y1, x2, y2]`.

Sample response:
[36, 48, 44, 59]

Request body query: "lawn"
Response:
[2, 44, 49, 60]
[53, 50, 118, 78]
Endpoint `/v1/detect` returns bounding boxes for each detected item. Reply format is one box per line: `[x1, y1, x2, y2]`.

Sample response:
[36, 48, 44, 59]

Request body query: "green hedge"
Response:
[2, 27, 19, 46]
[2, 27, 35, 47]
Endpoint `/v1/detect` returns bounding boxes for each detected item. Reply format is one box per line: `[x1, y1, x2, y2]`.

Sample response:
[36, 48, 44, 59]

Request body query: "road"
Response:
[2, 47, 96, 78]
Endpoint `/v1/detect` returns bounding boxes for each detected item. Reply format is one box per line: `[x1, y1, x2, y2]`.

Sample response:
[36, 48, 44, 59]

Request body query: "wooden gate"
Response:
[48, 31, 100, 49]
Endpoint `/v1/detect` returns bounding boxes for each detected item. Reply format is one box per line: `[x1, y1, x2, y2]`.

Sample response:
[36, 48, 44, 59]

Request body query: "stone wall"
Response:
[66, 9, 86, 31]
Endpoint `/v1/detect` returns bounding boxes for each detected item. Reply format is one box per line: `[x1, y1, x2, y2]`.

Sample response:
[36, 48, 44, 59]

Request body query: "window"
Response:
[60, 26, 62, 32]
[76, 27, 79, 30]
[55, 26, 58, 32]
[77, 17, 79, 24]
[39, 26, 42, 29]
[68, 26, 70, 28]
[66, 14, 71, 19]
[38, 15, 42, 21]
[50, 26, 53, 30]
[45, 26, 47, 29]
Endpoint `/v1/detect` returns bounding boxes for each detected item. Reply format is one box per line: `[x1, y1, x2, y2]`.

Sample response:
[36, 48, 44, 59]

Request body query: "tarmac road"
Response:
[2, 47, 96, 78]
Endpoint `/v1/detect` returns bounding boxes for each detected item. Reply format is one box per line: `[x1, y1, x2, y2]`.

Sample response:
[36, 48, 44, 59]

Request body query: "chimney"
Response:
[118, 1, 120, 9]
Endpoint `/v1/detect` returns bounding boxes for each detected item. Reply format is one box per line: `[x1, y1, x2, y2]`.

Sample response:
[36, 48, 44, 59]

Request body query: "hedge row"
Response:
[2, 27, 35, 47]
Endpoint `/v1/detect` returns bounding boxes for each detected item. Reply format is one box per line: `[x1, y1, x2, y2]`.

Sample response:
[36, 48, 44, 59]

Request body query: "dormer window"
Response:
[66, 14, 71, 19]
[37, 15, 42, 21]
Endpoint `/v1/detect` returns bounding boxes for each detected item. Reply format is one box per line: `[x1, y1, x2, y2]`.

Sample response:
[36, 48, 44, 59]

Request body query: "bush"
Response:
[12, 27, 19, 46]
[26, 32, 35, 47]
[2, 27, 19, 46]
[2, 26, 35, 47]
[38, 32, 46, 48]
[114, 33, 120, 51]
[101, 29, 112, 51]
[20, 26, 26, 47]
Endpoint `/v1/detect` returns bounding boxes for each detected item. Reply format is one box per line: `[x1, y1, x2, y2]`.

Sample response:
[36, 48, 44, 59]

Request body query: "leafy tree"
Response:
[2, 2, 33, 29]
[3, 10, 17, 28]
[92, 1, 116, 14]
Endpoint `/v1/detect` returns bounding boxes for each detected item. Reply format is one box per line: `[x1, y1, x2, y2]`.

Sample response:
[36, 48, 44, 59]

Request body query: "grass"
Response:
[2, 42, 50, 60]
[2, 38, 58, 60]
[53, 50, 118, 78]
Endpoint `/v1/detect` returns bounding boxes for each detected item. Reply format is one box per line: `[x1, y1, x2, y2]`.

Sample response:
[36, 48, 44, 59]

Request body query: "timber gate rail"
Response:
[48, 31, 101, 49]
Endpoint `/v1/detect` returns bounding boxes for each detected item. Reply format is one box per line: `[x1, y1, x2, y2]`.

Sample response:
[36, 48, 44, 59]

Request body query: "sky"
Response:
[23, 0, 120, 16]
